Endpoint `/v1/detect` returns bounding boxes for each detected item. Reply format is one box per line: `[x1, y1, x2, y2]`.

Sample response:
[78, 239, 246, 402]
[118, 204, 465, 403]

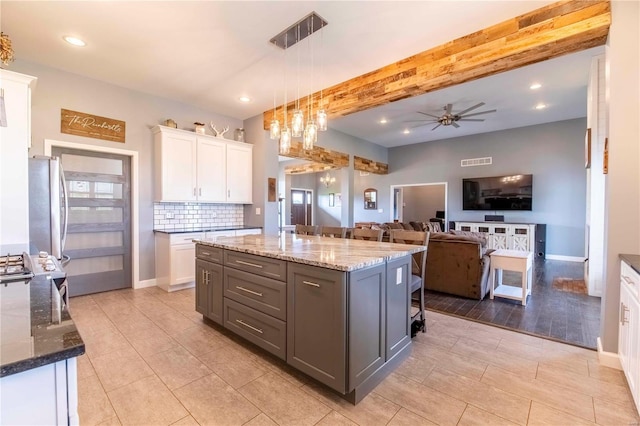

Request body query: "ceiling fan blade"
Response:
[408, 123, 432, 129]
[417, 111, 441, 119]
[452, 122, 460, 128]
[460, 109, 497, 118]
[457, 118, 485, 122]
[431, 123, 442, 131]
[403, 120, 437, 123]
[456, 102, 485, 116]
[445, 104, 453, 115]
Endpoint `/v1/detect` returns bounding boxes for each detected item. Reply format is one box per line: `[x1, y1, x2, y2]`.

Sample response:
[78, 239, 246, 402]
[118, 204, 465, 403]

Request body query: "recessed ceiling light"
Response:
[535, 103, 547, 110]
[63, 36, 86, 47]
[403, 129, 410, 134]
[238, 96, 251, 103]
[379, 118, 388, 124]
[530, 83, 542, 90]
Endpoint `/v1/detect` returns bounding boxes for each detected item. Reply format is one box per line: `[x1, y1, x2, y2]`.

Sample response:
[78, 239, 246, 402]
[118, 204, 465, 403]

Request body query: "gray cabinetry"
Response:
[195, 259, 223, 325]
[385, 256, 412, 360]
[287, 263, 347, 393]
[223, 298, 286, 359]
[347, 264, 386, 390]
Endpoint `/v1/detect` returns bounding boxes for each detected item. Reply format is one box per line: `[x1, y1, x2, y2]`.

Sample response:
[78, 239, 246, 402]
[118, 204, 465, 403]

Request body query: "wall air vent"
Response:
[461, 157, 492, 167]
[359, 171, 370, 176]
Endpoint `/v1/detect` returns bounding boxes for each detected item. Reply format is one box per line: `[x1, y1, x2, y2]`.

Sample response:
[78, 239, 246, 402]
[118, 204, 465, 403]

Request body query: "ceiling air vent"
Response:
[461, 157, 492, 167]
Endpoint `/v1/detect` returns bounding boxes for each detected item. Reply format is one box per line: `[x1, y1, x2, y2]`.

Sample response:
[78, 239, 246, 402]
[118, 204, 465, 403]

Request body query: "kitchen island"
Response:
[194, 233, 425, 404]
[0, 274, 85, 425]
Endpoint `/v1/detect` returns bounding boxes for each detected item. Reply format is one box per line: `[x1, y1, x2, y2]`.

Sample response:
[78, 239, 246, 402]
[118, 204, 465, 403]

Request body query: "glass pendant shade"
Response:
[269, 119, 280, 140]
[280, 127, 291, 154]
[303, 121, 317, 150]
[292, 109, 304, 137]
[317, 109, 327, 131]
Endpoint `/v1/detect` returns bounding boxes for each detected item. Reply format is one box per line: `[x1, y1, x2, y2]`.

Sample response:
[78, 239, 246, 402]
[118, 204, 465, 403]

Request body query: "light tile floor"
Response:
[71, 287, 640, 426]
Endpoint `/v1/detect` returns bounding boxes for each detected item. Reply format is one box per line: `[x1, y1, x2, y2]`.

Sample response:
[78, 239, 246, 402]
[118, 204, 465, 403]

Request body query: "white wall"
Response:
[388, 118, 588, 257]
[600, 0, 640, 354]
[401, 185, 446, 223]
[9, 60, 243, 281]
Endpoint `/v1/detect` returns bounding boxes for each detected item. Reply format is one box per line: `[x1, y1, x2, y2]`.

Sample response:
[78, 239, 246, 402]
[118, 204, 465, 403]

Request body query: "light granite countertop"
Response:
[194, 233, 425, 272]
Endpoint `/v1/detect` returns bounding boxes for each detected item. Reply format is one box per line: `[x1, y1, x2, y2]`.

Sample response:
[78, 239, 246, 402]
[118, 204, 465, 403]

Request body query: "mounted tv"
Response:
[462, 174, 533, 211]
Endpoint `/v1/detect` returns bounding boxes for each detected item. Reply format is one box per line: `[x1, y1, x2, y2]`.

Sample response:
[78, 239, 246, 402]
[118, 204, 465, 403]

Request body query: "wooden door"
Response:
[291, 189, 312, 225]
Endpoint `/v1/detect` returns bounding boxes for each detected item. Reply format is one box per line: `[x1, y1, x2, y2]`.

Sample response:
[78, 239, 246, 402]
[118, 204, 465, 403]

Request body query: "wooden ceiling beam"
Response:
[263, 0, 610, 129]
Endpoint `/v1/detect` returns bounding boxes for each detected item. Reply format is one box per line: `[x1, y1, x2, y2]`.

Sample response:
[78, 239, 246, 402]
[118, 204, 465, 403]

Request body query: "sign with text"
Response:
[61, 109, 126, 143]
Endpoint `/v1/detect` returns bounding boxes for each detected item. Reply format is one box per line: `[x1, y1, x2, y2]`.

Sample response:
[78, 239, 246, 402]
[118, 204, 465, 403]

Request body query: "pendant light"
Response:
[291, 25, 304, 138]
[269, 41, 281, 140]
[303, 19, 317, 150]
[269, 13, 328, 150]
[279, 33, 291, 154]
[316, 25, 327, 131]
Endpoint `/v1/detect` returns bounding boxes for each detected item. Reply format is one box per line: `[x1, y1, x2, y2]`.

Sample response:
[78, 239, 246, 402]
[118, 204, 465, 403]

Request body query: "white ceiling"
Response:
[1, 1, 603, 148]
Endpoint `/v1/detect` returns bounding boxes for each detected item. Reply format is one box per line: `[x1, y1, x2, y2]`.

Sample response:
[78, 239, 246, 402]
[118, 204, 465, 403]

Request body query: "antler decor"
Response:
[210, 122, 229, 138]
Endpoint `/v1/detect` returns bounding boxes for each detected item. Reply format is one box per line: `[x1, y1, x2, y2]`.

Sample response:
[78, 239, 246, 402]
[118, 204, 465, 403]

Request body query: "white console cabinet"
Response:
[455, 222, 539, 254]
[619, 258, 640, 414]
[155, 229, 262, 292]
[152, 125, 252, 204]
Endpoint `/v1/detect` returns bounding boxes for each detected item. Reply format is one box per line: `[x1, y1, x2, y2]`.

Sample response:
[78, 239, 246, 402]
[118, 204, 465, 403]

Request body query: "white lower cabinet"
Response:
[0, 358, 79, 425]
[155, 229, 262, 292]
[619, 259, 640, 414]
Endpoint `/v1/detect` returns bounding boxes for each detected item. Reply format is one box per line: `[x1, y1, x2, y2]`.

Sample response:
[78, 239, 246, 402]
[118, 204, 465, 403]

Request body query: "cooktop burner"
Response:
[0, 253, 34, 283]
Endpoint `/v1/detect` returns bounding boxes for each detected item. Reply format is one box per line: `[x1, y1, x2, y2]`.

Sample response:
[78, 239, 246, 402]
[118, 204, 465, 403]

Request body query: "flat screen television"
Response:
[462, 174, 533, 211]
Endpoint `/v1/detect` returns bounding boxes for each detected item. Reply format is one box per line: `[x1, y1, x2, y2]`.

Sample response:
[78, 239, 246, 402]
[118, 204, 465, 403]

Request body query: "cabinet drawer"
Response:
[224, 251, 287, 281]
[196, 244, 223, 263]
[169, 232, 204, 245]
[224, 298, 286, 360]
[621, 261, 640, 300]
[224, 267, 286, 320]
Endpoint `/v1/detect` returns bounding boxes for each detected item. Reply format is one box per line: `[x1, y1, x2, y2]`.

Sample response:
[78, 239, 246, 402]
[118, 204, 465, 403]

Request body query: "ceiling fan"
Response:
[406, 102, 497, 131]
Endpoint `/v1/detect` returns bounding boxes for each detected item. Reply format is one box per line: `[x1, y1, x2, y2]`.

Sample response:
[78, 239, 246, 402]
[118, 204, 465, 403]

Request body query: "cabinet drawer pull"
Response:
[622, 275, 636, 286]
[236, 319, 263, 334]
[303, 280, 320, 288]
[236, 286, 263, 297]
[235, 260, 263, 269]
[201, 251, 211, 256]
[621, 302, 630, 325]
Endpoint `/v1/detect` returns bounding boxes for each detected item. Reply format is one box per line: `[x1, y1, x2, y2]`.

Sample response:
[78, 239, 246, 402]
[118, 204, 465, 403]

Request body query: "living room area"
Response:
[278, 45, 605, 350]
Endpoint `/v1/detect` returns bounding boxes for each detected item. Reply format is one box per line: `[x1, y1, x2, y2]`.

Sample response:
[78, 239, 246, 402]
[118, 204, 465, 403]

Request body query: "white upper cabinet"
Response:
[226, 142, 252, 203]
[0, 70, 37, 245]
[153, 126, 252, 204]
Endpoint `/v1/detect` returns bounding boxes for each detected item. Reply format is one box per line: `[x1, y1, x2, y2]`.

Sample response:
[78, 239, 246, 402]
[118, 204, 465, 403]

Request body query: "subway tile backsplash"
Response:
[154, 203, 244, 231]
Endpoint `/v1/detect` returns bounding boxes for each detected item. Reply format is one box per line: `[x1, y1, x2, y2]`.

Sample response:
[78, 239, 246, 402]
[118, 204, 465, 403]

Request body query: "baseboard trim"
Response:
[546, 254, 585, 262]
[136, 279, 157, 289]
[597, 337, 622, 370]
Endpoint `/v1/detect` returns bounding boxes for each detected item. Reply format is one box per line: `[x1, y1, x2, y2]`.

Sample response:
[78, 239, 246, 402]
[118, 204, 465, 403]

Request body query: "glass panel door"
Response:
[52, 147, 131, 296]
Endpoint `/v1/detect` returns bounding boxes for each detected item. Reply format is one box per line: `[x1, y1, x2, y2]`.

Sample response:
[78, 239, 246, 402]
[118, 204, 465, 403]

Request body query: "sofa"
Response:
[424, 231, 493, 300]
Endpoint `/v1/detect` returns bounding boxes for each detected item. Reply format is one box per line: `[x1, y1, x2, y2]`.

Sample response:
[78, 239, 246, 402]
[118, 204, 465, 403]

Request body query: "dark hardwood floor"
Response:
[425, 258, 601, 349]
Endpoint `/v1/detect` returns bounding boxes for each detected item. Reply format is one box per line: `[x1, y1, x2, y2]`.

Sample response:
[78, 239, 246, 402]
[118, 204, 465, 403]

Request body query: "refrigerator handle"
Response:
[59, 161, 70, 260]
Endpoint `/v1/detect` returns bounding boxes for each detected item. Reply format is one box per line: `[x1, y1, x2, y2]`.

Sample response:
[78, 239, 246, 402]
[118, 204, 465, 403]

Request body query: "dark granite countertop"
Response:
[0, 275, 85, 377]
[620, 254, 640, 275]
[154, 226, 262, 234]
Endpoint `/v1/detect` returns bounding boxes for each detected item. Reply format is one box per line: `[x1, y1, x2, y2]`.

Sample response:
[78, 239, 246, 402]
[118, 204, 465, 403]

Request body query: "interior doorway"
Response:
[291, 189, 313, 226]
[52, 146, 132, 296]
[390, 182, 448, 229]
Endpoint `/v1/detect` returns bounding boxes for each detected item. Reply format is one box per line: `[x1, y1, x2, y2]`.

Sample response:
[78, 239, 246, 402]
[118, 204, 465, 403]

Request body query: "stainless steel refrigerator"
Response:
[28, 156, 69, 262]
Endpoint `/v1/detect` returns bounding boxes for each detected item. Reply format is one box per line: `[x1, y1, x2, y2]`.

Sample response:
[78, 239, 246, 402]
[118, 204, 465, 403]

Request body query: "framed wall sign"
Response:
[61, 108, 125, 143]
